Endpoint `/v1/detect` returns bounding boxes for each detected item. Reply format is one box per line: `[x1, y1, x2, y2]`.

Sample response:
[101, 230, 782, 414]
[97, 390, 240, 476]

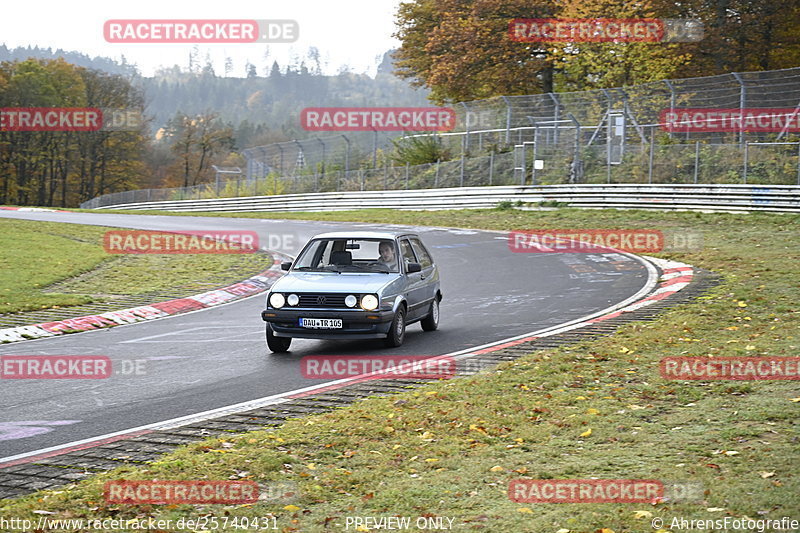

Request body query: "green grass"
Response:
[1, 208, 798, 533]
[0, 219, 273, 315]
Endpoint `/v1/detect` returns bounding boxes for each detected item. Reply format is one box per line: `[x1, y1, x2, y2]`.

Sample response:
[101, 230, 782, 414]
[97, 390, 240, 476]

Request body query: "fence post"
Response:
[384, 164, 388, 190]
[797, 143, 800, 185]
[532, 126, 539, 186]
[732, 72, 746, 147]
[489, 151, 494, 186]
[694, 141, 700, 184]
[360, 169, 365, 191]
[461, 102, 470, 154]
[648, 127, 655, 184]
[435, 159, 440, 188]
[743, 141, 749, 183]
[460, 153, 465, 187]
[405, 162, 410, 189]
[501, 96, 512, 146]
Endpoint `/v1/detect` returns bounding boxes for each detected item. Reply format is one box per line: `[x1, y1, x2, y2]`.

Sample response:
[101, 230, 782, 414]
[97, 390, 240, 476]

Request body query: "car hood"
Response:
[270, 272, 401, 294]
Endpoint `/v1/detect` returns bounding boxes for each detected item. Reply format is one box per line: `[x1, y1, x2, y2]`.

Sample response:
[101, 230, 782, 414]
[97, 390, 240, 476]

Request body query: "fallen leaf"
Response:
[517, 507, 534, 514]
[758, 472, 775, 479]
[490, 466, 504, 472]
[586, 408, 600, 415]
[283, 504, 301, 512]
[580, 428, 593, 438]
[632, 510, 653, 519]
[706, 507, 725, 512]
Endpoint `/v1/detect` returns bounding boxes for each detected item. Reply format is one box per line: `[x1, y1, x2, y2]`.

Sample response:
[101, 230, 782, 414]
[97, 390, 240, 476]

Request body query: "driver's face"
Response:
[380, 244, 394, 261]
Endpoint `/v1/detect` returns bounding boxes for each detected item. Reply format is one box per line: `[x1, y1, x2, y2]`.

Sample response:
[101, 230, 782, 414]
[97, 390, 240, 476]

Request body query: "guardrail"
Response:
[91, 184, 800, 214]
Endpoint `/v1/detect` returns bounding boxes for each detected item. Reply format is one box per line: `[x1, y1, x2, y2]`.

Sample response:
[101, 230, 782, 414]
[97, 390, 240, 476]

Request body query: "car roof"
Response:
[310, 231, 419, 240]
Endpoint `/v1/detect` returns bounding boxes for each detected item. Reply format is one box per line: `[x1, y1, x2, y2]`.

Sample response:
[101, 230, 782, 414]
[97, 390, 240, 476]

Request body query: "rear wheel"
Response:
[420, 298, 439, 332]
[266, 324, 291, 353]
[384, 306, 406, 348]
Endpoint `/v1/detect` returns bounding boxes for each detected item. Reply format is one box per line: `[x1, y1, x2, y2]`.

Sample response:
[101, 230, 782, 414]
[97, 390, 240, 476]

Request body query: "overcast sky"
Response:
[1, 0, 405, 77]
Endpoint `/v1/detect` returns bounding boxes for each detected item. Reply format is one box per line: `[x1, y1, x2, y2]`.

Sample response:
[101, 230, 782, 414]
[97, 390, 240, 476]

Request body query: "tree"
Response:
[394, 0, 560, 104]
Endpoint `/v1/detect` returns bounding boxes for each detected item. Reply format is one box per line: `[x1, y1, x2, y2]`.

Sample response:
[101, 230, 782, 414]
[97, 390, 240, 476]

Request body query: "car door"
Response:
[409, 237, 437, 309]
[398, 237, 426, 320]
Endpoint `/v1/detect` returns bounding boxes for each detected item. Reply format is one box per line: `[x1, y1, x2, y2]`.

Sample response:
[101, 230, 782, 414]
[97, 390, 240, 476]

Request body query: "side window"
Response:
[399, 239, 417, 270]
[410, 238, 433, 268]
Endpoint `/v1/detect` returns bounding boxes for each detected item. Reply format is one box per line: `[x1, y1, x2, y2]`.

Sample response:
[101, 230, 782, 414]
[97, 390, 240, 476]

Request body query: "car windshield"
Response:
[293, 238, 400, 273]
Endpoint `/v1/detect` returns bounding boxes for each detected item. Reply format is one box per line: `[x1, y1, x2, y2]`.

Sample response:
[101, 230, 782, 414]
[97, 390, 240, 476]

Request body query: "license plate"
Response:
[299, 318, 342, 329]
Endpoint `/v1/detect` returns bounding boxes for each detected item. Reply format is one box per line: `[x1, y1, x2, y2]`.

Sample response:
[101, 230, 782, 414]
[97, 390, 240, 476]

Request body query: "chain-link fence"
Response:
[82, 68, 800, 208]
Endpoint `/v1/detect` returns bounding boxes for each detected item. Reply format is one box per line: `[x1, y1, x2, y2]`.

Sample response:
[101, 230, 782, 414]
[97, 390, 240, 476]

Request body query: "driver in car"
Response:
[378, 240, 398, 271]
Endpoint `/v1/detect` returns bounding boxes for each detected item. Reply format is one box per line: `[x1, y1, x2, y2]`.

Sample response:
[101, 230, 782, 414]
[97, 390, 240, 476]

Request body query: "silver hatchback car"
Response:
[260, 231, 441, 352]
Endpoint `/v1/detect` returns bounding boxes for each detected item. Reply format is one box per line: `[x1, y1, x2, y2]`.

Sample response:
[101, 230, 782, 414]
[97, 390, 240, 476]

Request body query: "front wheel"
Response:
[384, 307, 406, 348]
[266, 324, 291, 353]
[420, 298, 439, 332]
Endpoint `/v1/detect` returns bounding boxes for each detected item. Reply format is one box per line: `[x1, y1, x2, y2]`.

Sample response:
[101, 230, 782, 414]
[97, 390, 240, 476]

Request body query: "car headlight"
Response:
[269, 293, 285, 308]
[360, 294, 379, 311]
[345, 294, 358, 308]
[287, 294, 299, 306]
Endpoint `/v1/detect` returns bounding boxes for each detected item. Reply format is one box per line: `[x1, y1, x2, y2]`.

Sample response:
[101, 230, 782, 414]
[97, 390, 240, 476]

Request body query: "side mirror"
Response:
[406, 262, 422, 273]
[281, 261, 292, 271]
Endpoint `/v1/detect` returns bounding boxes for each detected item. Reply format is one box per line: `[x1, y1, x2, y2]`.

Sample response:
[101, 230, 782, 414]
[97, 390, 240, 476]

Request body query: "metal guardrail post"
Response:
[694, 142, 700, 184]
[460, 153, 465, 187]
[435, 159, 440, 188]
[797, 143, 800, 185]
[489, 151, 494, 185]
[405, 162, 410, 189]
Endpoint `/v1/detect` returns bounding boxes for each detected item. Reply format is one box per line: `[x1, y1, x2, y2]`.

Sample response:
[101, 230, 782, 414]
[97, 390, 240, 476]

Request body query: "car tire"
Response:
[266, 324, 291, 353]
[420, 298, 439, 332]
[384, 306, 406, 348]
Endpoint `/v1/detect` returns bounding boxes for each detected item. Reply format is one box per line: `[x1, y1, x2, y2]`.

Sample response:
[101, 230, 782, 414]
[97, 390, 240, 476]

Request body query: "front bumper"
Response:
[261, 308, 395, 339]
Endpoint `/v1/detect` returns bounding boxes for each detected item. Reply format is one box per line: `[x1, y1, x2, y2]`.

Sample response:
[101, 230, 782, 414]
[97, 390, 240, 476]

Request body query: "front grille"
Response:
[297, 293, 350, 308]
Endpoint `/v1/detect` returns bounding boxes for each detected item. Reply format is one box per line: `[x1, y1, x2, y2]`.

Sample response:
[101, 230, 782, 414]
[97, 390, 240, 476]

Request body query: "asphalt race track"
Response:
[0, 211, 650, 460]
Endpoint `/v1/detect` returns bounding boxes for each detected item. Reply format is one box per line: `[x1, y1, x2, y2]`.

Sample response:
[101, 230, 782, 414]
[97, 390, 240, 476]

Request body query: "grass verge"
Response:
[1, 208, 798, 533]
[0, 219, 273, 315]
